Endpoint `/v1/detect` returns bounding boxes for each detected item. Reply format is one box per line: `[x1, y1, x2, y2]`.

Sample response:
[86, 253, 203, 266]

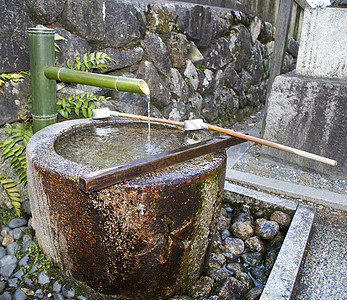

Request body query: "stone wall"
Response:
[0, 0, 298, 126]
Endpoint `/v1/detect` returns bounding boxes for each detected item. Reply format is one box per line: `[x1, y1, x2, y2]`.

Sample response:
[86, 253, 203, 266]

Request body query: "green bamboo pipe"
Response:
[28, 26, 57, 133]
[44, 67, 150, 96]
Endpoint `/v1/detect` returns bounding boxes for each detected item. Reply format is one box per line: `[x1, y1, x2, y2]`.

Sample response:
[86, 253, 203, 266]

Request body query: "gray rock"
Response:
[163, 101, 187, 121]
[0, 0, 31, 73]
[242, 252, 263, 266]
[10, 228, 23, 241]
[6, 242, 19, 256]
[102, 47, 144, 72]
[62, 284, 76, 298]
[168, 68, 189, 103]
[34, 289, 44, 298]
[8, 218, 27, 229]
[229, 25, 252, 72]
[38, 272, 50, 285]
[216, 276, 247, 299]
[201, 95, 218, 122]
[21, 200, 31, 216]
[0, 254, 17, 267]
[29, 262, 40, 274]
[264, 248, 278, 271]
[218, 87, 239, 119]
[190, 276, 214, 299]
[0, 291, 12, 300]
[221, 229, 231, 240]
[184, 60, 199, 91]
[234, 271, 255, 290]
[187, 92, 203, 119]
[19, 255, 30, 266]
[12, 269, 24, 278]
[244, 285, 264, 300]
[53, 280, 62, 292]
[226, 262, 243, 274]
[222, 252, 238, 263]
[59, 0, 105, 43]
[105, 2, 142, 48]
[54, 293, 65, 300]
[208, 252, 226, 269]
[245, 236, 265, 253]
[0, 263, 16, 277]
[250, 267, 267, 285]
[255, 219, 279, 240]
[166, 33, 190, 70]
[137, 61, 171, 109]
[23, 234, 33, 244]
[258, 22, 274, 44]
[198, 69, 214, 95]
[25, 0, 65, 24]
[224, 237, 245, 256]
[24, 277, 33, 287]
[206, 267, 230, 282]
[0, 248, 5, 259]
[177, 6, 216, 48]
[224, 64, 243, 95]
[8, 277, 18, 288]
[77, 296, 88, 300]
[231, 221, 254, 240]
[270, 211, 292, 232]
[204, 37, 232, 70]
[141, 32, 171, 76]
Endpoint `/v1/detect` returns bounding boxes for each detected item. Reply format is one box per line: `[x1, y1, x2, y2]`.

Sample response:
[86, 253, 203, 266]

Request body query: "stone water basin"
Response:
[26, 118, 228, 299]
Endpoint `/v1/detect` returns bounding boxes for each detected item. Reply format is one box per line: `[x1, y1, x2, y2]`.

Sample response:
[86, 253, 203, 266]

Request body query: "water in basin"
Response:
[54, 122, 210, 169]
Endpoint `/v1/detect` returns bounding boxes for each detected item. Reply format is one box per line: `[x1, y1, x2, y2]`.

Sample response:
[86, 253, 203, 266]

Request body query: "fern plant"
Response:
[57, 92, 110, 119]
[67, 52, 114, 72]
[0, 73, 25, 86]
[0, 174, 21, 216]
[0, 122, 33, 184]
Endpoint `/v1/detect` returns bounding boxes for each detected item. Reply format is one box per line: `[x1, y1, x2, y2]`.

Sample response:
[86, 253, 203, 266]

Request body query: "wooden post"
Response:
[261, 0, 294, 137]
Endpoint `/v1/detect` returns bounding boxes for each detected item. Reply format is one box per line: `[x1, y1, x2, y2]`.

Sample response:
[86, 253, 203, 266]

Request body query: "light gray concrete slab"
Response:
[260, 204, 316, 300]
[296, 8, 347, 82]
[292, 222, 347, 300]
[226, 170, 347, 211]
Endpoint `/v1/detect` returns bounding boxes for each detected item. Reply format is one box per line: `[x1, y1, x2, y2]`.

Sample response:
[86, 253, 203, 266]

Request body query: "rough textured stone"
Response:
[216, 277, 247, 299]
[208, 252, 226, 268]
[60, 0, 105, 43]
[244, 285, 264, 300]
[100, 47, 144, 72]
[245, 236, 265, 253]
[224, 237, 245, 256]
[184, 60, 199, 90]
[204, 37, 232, 70]
[231, 221, 254, 240]
[141, 32, 171, 76]
[263, 74, 347, 177]
[296, 8, 347, 82]
[254, 219, 279, 240]
[177, 5, 216, 48]
[229, 25, 252, 72]
[168, 68, 189, 103]
[25, 0, 66, 24]
[258, 21, 274, 44]
[0, 0, 31, 73]
[166, 32, 191, 70]
[270, 211, 292, 232]
[207, 267, 230, 281]
[105, 2, 142, 48]
[224, 64, 243, 95]
[201, 95, 218, 122]
[190, 276, 214, 299]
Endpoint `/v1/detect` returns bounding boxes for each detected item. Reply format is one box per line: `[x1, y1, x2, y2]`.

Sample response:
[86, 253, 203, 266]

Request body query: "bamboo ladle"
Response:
[92, 108, 337, 166]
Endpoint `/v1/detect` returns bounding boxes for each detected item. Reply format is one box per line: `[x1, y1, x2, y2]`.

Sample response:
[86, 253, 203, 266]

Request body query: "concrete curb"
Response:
[224, 183, 316, 300]
[226, 170, 347, 211]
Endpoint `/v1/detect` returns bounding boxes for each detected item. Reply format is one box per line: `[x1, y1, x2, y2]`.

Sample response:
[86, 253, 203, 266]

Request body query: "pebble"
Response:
[38, 272, 50, 285]
[8, 218, 27, 229]
[62, 284, 76, 298]
[254, 219, 279, 240]
[13, 288, 27, 300]
[224, 237, 245, 256]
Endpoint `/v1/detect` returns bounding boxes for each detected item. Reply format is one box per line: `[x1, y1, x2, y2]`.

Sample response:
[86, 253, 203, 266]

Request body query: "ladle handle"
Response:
[207, 125, 337, 166]
[117, 112, 184, 127]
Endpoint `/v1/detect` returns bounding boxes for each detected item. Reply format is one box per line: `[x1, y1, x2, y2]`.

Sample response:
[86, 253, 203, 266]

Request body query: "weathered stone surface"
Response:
[246, 41, 265, 85]
[296, 8, 347, 82]
[218, 87, 239, 119]
[184, 60, 199, 91]
[60, 0, 105, 43]
[54, 28, 91, 68]
[105, 2, 142, 48]
[168, 68, 189, 103]
[224, 64, 243, 95]
[0, 0, 31, 73]
[25, 0, 66, 24]
[0, 77, 30, 126]
[201, 95, 218, 122]
[145, 3, 177, 35]
[249, 16, 262, 44]
[241, 252, 262, 266]
[231, 221, 254, 240]
[234, 271, 254, 290]
[198, 69, 214, 95]
[224, 237, 244, 256]
[137, 61, 171, 109]
[101, 47, 144, 71]
[187, 92, 203, 119]
[177, 5, 216, 48]
[206, 267, 230, 281]
[163, 100, 187, 121]
[258, 21, 274, 44]
[245, 236, 265, 253]
[141, 32, 171, 76]
[216, 277, 247, 299]
[204, 37, 232, 70]
[166, 33, 190, 70]
[244, 285, 264, 299]
[287, 37, 299, 58]
[263, 74, 347, 176]
[208, 252, 226, 269]
[270, 211, 292, 232]
[190, 276, 214, 299]
[254, 219, 279, 240]
[229, 25, 252, 72]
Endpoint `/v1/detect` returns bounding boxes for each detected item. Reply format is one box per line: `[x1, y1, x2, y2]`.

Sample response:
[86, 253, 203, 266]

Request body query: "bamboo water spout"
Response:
[28, 25, 149, 133]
